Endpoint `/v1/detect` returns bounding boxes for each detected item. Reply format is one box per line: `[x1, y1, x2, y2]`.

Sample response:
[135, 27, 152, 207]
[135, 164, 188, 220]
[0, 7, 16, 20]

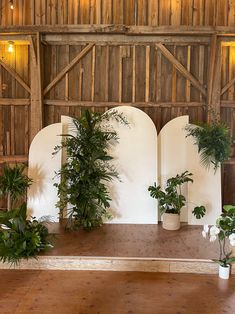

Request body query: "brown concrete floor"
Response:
[0, 270, 234, 314]
[44, 223, 221, 260]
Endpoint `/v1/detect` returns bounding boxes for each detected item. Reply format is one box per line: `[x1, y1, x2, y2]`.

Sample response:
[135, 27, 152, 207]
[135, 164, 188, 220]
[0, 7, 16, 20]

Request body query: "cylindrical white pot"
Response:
[162, 213, 180, 231]
[219, 264, 230, 280]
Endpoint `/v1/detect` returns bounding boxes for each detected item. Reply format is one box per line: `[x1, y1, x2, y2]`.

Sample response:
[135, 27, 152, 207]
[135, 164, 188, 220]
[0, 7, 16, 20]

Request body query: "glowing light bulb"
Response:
[8, 41, 14, 53]
[10, 1, 13, 10]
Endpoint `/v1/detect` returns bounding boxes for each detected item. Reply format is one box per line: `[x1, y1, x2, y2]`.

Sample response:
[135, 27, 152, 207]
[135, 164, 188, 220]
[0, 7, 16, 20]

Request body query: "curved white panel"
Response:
[187, 129, 221, 225]
[158, 116, 222, 225]
[158, 116, 189, 221]
[27, 123, 62, 221]
[106, 106, 158, 224]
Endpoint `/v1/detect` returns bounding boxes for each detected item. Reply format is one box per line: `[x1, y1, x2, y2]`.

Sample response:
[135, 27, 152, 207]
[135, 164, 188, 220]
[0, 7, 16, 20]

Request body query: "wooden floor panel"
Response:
[45, 223, 220, 260]
[0, 270, 234, 314]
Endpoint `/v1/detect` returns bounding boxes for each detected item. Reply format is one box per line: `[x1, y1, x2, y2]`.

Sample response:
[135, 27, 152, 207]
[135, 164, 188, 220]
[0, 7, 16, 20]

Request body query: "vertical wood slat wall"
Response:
[1, 0, 235, 27]
[43, 42, 208, 131]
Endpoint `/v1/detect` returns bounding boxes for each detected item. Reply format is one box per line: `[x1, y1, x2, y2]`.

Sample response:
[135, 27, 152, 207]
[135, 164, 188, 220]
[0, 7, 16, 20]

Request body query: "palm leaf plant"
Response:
[54, 109, 128, 230]
[0, 164, 32, 211]
[185, 121, 232, 172]
[0, 203, 53, 264]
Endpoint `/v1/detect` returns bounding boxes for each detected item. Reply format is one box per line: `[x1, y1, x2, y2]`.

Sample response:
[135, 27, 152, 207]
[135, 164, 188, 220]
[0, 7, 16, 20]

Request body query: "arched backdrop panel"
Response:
[158, 116, 189, 222]
[27, 123, 62, 222]
[105, 106, 158, 224]
[158, 115, 221, 225]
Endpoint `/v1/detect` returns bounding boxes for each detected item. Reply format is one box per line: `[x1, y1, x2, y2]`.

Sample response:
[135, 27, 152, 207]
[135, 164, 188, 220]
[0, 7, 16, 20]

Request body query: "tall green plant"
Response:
[0, 164, 32, 211]
[54, 109, 128, 230]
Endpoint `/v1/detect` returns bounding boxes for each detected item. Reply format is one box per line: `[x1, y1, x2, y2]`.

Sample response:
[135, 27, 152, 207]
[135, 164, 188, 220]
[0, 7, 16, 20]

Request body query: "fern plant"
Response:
[0, 164, 32, 211]
[0, 203, 53, 264]
[54, 109, 128, 230]
[185, 122, 232, 172]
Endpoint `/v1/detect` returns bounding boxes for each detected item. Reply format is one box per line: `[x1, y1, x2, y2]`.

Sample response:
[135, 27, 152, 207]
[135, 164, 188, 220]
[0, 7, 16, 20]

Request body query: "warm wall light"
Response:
[9, 0, 13, 10]
[8, 41, 14, 53]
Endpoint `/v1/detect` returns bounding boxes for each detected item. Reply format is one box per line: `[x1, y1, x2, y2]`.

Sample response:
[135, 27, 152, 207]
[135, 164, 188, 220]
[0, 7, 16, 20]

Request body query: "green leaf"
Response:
[192, 206, 206, 219]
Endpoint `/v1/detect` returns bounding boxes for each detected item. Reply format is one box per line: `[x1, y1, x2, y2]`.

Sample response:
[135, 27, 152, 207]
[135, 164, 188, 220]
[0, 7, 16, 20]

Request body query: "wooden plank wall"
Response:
[0, 44, 30, 158]
[43, 42, 208, 132]
[0, 0, 235, 27]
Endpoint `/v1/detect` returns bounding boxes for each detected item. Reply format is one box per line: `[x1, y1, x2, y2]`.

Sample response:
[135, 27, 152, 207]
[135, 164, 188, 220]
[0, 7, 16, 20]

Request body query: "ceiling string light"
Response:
[9, 0, 14, 10]
[8, 41, 14, 53]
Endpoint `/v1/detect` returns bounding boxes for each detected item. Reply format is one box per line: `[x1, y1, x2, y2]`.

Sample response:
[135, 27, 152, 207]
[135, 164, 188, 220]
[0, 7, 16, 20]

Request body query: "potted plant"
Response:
[148, 171, 206, 230]
[54, 109, 128, 231]
[0, 203, 53, 264]
[185, 120, 231, 172]
[0, 164, 32, 211]
[202, 205, 235, 279]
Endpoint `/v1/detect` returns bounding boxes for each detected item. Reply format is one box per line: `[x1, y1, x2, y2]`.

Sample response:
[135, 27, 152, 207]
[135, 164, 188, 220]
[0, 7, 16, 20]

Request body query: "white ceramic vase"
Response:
[162, 213, 180, 231]
[219, 264, 230, 280]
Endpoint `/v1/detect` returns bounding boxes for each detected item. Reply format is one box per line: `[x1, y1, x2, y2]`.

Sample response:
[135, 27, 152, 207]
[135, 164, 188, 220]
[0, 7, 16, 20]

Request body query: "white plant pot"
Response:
[162, 213, 180, 231]
[219, 264, 230, 280]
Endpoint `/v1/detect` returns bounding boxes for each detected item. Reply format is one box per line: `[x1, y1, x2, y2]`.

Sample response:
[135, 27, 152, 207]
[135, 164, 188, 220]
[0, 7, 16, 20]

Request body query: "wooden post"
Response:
[29, 33, 43, 142]
[209, 37, 222, 122]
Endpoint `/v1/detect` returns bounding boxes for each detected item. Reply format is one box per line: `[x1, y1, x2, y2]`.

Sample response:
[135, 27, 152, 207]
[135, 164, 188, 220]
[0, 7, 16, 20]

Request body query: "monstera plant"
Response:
[54, 109, 128, 231]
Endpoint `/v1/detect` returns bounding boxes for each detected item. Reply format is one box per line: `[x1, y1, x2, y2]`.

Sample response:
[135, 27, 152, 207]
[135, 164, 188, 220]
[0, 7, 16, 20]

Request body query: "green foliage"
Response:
[0, 203, 53, 264]
[217, 205, 235, 240]
[192, 206, 206, 219]
[213, 257, 235, 268]
[54, 109, 128, 230]
[185, 122, 232, 172]
[0, 164, 32, 211]
[211, 205, 235, 266]
[148, 171, 193, 215]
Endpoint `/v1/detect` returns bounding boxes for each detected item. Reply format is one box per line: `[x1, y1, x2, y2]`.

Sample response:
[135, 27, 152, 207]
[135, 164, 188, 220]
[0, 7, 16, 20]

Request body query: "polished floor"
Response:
[0, 270, 234, 314]
[44, 223, 220, 260]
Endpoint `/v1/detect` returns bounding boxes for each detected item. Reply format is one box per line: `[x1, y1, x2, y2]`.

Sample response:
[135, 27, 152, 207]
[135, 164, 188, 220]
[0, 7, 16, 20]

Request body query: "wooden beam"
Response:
[30, 33, 43, 142]
[43, 34, 210, 45]
[221, 77, 235, 96]
[155, 43, 207, 97]
[207, 35, 217, 106]
[0, 25, 232, 35]
[3, 25, 235, 36]
[0, 60, 31, 93]
[0, 98, 30, 105]
[0, 155, 28, 164]
[43, 43, 94, 96]
[28, 35, 37, 64]
[44, 99, 205, 108]
[221, 101, 235, 108]
[210, 40, 222, 120]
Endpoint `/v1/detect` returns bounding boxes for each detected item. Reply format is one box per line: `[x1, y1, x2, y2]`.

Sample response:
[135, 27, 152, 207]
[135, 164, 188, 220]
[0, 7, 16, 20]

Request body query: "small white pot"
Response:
[219, 264, 230, 280]
[162, 213, 180, 231]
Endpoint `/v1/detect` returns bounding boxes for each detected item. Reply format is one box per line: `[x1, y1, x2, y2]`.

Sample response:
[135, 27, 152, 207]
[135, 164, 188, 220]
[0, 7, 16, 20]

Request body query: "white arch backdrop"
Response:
[27, 107, 221, 225]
